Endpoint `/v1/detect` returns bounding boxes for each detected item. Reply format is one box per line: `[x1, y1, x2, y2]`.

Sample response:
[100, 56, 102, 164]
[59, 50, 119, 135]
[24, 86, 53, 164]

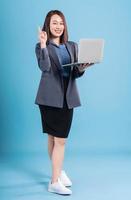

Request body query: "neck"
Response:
[52, 37, 60, 45]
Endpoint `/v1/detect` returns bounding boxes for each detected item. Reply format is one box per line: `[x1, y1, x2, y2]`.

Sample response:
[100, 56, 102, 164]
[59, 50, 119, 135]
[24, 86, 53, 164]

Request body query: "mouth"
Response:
[55, 30, 62, 34]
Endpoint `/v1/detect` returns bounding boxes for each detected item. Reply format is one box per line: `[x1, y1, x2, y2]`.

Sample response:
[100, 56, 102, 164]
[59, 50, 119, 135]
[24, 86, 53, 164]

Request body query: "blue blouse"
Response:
[49, 40, 71, 77]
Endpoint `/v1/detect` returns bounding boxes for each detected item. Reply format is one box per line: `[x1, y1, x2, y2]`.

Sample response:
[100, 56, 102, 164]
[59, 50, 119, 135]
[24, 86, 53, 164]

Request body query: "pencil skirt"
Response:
[38, 77, 73, 138]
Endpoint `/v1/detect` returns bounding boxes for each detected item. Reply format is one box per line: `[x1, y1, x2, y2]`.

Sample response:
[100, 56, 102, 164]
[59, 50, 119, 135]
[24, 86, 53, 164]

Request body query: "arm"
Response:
[72, 42, 85, 79]
[35, 43, 51, 72]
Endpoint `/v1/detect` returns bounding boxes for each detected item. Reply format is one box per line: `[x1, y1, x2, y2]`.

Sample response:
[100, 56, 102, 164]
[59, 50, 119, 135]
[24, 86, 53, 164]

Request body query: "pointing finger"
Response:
[38, 26, 42, 33]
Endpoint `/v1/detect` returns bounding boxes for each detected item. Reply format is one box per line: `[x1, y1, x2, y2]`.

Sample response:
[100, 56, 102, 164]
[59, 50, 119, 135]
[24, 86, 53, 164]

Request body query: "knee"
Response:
[54, 137, 66, 146]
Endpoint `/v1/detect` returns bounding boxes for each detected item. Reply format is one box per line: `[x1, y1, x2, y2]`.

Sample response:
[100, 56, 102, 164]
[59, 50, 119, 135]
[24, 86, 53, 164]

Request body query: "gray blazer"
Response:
[35, 41, 85, 109]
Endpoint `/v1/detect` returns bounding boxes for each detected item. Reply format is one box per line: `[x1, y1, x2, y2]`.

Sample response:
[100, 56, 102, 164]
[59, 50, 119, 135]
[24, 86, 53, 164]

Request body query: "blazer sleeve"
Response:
[72, 42, 85, 79]
[35, 43, 51, 72]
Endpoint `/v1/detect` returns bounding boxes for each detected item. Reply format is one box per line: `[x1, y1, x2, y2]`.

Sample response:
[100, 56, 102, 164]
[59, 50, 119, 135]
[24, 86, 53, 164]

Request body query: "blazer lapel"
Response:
[65, 42, 74, 63]
[47, 42, 74, 82]
[47, 44, 64, 89]
[65, 42, 75, 72]
[47, 42, 74, 68]
[47, 44, 62, 71]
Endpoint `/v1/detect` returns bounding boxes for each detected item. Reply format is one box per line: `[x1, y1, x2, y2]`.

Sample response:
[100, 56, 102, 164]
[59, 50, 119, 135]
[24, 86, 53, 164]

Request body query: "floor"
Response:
[1, 151, 131, 200]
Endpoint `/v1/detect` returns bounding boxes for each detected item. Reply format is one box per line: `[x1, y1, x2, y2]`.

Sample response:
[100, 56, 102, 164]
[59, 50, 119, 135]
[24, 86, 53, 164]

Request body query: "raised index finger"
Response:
[38, 26, 42, 33]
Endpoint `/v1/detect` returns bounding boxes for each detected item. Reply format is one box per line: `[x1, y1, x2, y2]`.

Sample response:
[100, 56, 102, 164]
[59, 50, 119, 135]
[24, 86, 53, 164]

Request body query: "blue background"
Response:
[0, 0, 130, 154]
[0, 1, 131, 200]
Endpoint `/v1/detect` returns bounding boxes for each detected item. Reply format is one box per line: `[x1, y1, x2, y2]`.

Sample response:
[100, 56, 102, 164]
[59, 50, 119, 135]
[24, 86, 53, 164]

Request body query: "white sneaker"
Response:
[48, 178, 72, 195]
[59, 170, 72, 187]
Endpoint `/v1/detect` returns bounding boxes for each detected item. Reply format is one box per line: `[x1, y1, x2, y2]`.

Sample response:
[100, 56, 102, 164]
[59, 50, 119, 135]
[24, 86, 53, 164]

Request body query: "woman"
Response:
[35, 10, 93, 195]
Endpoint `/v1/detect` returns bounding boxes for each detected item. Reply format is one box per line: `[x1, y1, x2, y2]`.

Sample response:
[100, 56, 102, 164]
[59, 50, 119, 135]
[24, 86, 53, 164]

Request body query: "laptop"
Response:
[62, 39, 105, 67]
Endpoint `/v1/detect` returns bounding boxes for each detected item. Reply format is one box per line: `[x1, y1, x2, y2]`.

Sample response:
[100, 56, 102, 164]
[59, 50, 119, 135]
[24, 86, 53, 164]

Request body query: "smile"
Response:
[55, 30, 62, 33]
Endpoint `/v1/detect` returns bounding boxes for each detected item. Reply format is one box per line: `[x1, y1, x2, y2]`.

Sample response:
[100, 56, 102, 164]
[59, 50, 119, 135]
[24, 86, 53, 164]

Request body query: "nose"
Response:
[56, 24, 62, 29]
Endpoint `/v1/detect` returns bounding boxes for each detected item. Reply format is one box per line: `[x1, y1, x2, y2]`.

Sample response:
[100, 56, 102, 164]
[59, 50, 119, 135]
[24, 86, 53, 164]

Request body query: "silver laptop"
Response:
[62, 39, 105, 67]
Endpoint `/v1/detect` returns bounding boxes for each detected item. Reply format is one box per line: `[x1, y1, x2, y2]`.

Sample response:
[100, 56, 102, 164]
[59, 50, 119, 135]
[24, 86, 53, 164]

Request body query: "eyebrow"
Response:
[52, 20, 64, 23]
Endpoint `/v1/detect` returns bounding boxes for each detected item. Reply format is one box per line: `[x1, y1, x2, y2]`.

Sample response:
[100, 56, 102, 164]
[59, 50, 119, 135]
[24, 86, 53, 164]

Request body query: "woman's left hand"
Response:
[78, 63, 94, 72]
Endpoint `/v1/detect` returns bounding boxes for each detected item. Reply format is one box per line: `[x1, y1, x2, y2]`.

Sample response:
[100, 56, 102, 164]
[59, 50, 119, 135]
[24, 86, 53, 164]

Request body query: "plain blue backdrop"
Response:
[0, 0, 131, 154]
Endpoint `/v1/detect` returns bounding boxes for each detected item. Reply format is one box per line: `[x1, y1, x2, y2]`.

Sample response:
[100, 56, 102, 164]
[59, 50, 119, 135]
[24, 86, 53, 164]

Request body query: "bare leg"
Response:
[51, 137, 66, 183]
[48, 134, 54, 159]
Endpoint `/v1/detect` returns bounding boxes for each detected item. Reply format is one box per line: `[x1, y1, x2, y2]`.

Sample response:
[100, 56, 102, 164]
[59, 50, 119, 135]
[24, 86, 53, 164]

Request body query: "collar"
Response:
[48, 39, 65, 48]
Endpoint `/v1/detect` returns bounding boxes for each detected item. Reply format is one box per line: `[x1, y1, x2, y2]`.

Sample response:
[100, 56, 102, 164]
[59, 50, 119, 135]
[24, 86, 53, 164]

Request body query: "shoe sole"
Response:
[48, 189, 72, 195]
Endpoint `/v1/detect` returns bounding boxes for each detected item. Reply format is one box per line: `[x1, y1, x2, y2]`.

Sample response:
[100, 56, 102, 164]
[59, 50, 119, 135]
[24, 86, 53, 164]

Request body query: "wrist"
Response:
[40, 43, 46, 49]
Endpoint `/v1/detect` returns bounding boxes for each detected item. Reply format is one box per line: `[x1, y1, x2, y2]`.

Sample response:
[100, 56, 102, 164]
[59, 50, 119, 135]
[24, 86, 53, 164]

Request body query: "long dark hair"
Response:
[42, 10, 68, 44]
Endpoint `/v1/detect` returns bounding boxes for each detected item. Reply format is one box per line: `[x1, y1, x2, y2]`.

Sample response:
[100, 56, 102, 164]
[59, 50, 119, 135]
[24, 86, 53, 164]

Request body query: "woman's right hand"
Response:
[38, 27, 47, 48]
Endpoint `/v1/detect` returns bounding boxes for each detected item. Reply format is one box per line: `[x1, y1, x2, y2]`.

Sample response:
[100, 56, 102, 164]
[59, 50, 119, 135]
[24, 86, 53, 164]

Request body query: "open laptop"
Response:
[62, 39, 105, 67]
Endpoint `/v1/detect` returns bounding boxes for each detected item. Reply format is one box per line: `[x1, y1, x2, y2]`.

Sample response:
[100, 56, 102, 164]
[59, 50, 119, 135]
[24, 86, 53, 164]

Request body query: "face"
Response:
[50, 14, 64, 38]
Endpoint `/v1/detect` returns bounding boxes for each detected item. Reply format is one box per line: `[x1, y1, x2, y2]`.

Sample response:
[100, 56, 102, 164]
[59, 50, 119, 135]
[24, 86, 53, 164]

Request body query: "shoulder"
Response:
[66, 41, 78, 52]
[67, 41, 78, 47]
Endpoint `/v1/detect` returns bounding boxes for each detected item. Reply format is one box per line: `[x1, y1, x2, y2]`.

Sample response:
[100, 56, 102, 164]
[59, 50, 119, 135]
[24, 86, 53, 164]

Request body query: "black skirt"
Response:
[38, 77, 73, 138]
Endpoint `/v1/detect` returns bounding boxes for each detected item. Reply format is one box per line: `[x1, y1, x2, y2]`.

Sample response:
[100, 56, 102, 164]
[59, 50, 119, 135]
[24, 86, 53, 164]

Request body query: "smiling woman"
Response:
[41, 10, 68, 46]
[35, 9, 93, 195]
[50, 15, 64, 40]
